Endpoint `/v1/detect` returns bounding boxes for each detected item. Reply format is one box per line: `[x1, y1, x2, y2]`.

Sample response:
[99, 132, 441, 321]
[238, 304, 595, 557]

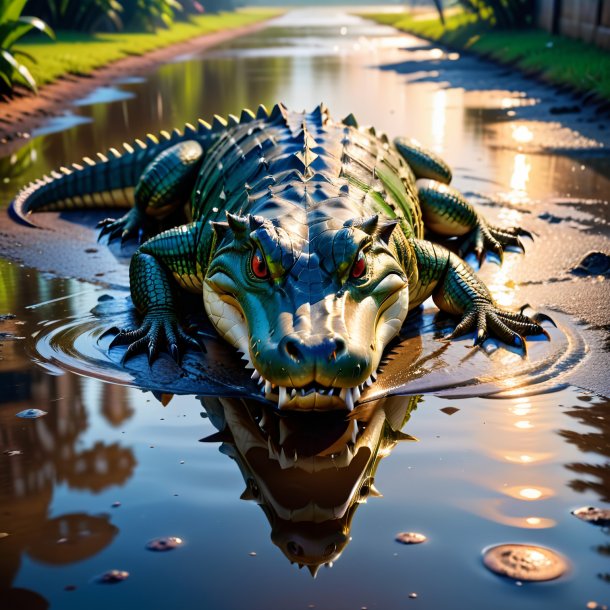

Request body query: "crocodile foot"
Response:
[104, 309, 204, 365]
[97, 208, 147, 245]
[458, 220, 533, 265]
[446, 298, 554, 354]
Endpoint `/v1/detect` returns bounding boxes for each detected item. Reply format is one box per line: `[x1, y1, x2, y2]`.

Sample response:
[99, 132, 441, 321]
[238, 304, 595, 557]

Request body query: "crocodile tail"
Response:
[10, 124, 204, 227]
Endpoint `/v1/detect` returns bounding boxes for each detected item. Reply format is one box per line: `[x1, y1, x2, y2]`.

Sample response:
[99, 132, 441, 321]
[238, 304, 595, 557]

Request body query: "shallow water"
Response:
[1, 8, 609, 610]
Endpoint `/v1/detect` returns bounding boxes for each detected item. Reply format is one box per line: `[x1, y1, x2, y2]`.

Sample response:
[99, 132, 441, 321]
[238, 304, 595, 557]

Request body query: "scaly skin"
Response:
[11, 103, 552, 412]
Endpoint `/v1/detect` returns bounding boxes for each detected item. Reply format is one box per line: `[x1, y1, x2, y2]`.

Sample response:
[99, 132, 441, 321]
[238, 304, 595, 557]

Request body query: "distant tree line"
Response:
[435, 0, 536, 28]
[23, 0, 237, 33]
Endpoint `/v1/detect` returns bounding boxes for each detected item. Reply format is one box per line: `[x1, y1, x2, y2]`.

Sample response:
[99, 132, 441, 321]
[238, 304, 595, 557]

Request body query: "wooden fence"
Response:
[537, 0, 610, 49]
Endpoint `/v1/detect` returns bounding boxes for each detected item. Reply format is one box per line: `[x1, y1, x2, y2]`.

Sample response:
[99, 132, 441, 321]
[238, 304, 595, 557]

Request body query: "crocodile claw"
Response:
[97, 208, 146, 245]
[448, 297, 552, 354]
[459, 219, 533, 265]
[106, 310, 206, 367]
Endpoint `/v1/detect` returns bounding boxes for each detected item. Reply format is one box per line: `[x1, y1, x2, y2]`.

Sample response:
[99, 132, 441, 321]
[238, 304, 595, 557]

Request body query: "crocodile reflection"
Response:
[198, 393, 421, 576]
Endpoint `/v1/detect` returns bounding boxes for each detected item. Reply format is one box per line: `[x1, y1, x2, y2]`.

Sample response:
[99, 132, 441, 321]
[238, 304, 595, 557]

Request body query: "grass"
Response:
[363, 9, 610, 103]
[15, 9, 281, 88]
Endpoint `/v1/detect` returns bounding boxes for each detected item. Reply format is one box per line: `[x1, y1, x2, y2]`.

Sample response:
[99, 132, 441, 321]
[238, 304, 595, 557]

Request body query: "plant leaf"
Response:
[0, 48, 37, 92]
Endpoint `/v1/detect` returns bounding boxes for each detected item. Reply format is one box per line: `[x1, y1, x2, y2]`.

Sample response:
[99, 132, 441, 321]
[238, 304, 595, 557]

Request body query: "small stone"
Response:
[482, 544, 568, 581]
[179, 460, 185, 464]
[16, 409, 47, 419]
[249, 551, 257, 557]
[395, 532, 427, 545]
[572, 506, 610, 527]
[98, 569, 129, 583]
[146, 536, 183, 551]
[3, 450, 22, 456]
[111, 502, 121, 508]
[64, 585, 77, 591]
[587, 602, 598, 609]
[409, 593, 418, 599]
[440, 407, 459, 415]
[0, 532, 9, 539]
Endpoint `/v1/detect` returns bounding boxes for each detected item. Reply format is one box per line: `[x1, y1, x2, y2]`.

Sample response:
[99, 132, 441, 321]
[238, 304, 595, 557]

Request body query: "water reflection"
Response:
[198, 394, 420, 575]
[0, 369, 135, 596]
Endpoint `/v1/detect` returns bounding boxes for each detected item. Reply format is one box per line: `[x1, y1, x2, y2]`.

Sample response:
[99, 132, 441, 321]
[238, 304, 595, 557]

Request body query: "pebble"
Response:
[111, 502, 121, 508]
[572, 506, 610, 527]
[146, 536, 183, 551]
[482, 544, 568, 581]
[409, 593, 418, 599]
[98, 569, 129, 583]
[16, 409, 47, 419]
[395, 532, 427, 545]
[3, 450, 22, 456]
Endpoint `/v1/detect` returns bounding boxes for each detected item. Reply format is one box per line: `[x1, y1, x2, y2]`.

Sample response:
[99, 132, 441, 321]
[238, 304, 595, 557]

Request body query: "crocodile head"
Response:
[204, 211, 409, 411]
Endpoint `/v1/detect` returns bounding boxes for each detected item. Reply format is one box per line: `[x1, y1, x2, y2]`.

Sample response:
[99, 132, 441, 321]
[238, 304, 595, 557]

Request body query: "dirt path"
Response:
[0, 19, 272, 157]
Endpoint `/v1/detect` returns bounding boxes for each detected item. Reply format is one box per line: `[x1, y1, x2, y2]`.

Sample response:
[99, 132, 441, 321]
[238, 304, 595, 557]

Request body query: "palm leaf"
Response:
[0, 47, 37, 91]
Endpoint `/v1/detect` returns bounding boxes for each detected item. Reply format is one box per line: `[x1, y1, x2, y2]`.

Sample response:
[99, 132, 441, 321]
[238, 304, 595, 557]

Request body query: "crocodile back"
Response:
[192, 104, 424, 244]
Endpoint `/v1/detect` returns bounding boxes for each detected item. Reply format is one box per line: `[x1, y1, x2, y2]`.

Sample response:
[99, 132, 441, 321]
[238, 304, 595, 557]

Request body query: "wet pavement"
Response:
[0, 8, 609, 610]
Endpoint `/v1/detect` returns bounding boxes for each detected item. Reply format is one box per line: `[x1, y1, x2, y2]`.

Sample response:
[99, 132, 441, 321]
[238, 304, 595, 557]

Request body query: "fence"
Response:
[537, 0, 610, 49]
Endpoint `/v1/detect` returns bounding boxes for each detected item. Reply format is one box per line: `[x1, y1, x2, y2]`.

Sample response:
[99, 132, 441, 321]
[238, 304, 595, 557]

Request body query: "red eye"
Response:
[251, 250, 269, 279]
[351, 251, 367, 279]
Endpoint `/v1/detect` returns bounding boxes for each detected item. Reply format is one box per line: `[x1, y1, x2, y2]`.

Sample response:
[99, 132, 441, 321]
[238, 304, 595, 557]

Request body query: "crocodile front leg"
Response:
[409, 239, 552, 350]
[108, 222, 204, 364]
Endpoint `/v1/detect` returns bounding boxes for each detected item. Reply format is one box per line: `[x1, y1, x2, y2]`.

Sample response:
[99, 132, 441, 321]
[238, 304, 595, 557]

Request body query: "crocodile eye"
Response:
[251, 249, 269, 279]
[350, 250, 367, 279]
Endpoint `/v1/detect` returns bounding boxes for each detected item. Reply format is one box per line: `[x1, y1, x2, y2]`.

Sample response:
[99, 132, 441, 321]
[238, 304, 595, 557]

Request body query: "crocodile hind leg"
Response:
[408, 239, 553, 351]
[394, 137, 531, 264]
[99, 140, 204, 245]
[107, 222, 204, 364]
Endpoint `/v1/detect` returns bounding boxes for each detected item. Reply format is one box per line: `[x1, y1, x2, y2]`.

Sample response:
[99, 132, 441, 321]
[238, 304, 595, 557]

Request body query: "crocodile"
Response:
[11, 102, 552, 411]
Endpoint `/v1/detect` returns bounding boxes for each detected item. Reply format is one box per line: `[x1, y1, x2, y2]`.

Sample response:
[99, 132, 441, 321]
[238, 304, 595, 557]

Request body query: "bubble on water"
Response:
[572, 506, 610, 527]
[395, 532, 427, 545]
[16, 409, 47, 419]
[97, 569, 129, 583]
[146, 536, 183, 551]
[482, 544, 568, 581]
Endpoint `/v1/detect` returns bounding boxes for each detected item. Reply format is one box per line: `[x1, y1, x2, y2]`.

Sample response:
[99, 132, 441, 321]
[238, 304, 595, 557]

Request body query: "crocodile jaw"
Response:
[204, 281, 409, 411]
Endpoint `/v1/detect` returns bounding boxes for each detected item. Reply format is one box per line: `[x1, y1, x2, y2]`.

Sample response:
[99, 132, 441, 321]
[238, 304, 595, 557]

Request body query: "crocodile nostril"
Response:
[284, 338, 303, 362]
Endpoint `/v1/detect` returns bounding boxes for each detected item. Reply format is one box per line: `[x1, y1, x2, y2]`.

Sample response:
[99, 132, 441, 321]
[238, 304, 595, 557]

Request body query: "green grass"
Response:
[363, 10, 610, 102]
[16, 9, 281, 88]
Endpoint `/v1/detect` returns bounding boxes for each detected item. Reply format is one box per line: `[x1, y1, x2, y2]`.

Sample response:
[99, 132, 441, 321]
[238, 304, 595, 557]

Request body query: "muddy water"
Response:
[1, 8, 609, 610]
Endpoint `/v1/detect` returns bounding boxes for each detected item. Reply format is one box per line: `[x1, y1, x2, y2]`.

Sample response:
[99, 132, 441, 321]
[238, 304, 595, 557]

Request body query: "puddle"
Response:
[0, 7, 609, 610]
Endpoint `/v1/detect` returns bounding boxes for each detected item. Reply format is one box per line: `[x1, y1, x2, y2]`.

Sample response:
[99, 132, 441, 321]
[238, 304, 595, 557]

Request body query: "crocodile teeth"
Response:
[352, 386, 361, 403]
[278, 386, 288, 408]
[345, 389, 354, 411]
[339, 388, 347, 401]
[279, 419, 290, 445]
[251, 370, 260, 380]
[291, 389, 296, 398]
[264, 380, 272, 395]
[365, 376, 373, 387]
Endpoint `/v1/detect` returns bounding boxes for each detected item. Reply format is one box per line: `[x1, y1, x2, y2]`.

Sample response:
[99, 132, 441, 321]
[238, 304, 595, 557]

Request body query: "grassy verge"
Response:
[16, 9, 281, 88]
[362, 10, 610, 103]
